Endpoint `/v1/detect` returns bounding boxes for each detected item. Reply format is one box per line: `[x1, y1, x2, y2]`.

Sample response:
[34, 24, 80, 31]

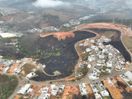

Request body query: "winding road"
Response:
[9, 22, 132, 99]
[76, 22, 132, 59]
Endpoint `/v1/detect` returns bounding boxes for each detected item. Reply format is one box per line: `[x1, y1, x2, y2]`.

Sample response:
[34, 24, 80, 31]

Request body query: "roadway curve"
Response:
[76, 22, 132, 60]
[40, 22, 132, 61]
[76, 23, 132, 36]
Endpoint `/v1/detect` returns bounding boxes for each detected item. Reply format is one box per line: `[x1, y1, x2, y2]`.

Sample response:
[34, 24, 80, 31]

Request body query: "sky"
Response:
[0, 0, 132, 11]
[32, 0, 132, 9]
[33, 0, 69, 8]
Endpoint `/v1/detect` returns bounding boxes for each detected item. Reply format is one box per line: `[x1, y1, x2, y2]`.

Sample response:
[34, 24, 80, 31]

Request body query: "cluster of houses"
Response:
[63, 14, 95, 28]
[24, 14, 96, 33]
[5, 48, 129, 99]
[0, 56, 38, 79]
[27, 15, 93, 33]
[0, 29, 23, 38]
[0, 48, 131, 99]
[79, 83, 88, 96]
[120, 71, 132, 88]
[15, 83, 65, 99]
[27, 26, 59, 33]
[0, 57, 13, 74]
[15, 83, 87, 99]
[91, 81, 110, 99]
[0, 31, 131, 99]
[15, 71, 132, 99]
[17, 84, 32, 95]
[77, 36, 126, 80]
[38, 84, 65, 99]
[0, 7, 19, 16]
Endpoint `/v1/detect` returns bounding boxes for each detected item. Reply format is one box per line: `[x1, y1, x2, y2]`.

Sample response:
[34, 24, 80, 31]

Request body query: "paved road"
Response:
[8, 76, 29, 99]
[30, 64, 132, 87]
[8, 63, 132, 99]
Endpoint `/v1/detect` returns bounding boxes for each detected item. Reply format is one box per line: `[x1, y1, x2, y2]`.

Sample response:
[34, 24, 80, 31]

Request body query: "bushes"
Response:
[0, 75, 18, 99]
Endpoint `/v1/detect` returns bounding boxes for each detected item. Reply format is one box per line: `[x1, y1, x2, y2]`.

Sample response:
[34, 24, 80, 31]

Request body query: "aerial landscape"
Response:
[0, 0, 132, 99]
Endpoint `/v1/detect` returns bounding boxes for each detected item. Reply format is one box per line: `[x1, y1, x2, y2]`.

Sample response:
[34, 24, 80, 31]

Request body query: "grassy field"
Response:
[122, 36, 132, 54]
[0, 75, 18, 99]
[21, 63, 37, 76]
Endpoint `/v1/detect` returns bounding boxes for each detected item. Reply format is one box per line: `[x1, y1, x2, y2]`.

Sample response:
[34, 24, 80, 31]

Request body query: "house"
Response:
[95, 93, 102, 99]
[120, 71, 132, 87]
[79, 83, 88, 96]
[38, 87, 50, 99]
[124, 71, 132, 81]
[26, 72, 37, 79]
[3, 66, 10, 74]
[17, 84, 31, 95]
[38, 92, 50, 99]
[51, 84, 59, 96]
[0, 33, 17, 38]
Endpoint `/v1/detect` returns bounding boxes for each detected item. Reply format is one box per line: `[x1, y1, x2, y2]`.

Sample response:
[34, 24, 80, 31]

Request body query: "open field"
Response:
[0, 75, 18, 99]
[122, 36, 132, 56]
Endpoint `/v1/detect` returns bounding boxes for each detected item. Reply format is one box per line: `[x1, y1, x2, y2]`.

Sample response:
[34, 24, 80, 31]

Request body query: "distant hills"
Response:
[0, 0, 132, 33]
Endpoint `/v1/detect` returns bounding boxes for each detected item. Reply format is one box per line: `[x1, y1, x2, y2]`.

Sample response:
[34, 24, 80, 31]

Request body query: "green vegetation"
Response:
[77, 66, 89, 76]
[103, 96, 111, 99]
[81, 52, 89, 61]
[22, 63, 36, 75]
[122, 36, 132, 54]
[128, 81, 132, 85]
[17, 38, 62, 59]
[100, 71, 110, 77]
[81, 66, 89, 75]
[0, 75, 18, 99]
[17, 40, 33, 56]
[43, 14, 62, 26]
[0, 12, 3, 16]
[60, 26, 73, 32]
[81, 18, 132, 26]
[2, 55, 14, 60]
[35, 48, 61, 59]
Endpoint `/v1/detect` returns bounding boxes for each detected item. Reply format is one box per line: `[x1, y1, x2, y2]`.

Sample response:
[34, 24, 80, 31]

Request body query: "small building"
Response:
[124, 71, 132, 81]
[79, 83, 88, 96]
[51, 84, 59, 96]
[3, 66, 10, 74]
[86, 48, 92, 52]
[0, 33, 17, 38]
[38, 93, 50, 99]
[26, 72, 37, 79]
[17, 84, 31, 95]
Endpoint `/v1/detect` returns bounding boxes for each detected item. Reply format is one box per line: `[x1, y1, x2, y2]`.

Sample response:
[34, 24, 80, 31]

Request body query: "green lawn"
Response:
[0, 75, 18, 99]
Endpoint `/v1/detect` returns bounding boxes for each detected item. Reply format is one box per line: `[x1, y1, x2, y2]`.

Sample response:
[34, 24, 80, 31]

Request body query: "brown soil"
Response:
[53, 32, 75, 40]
